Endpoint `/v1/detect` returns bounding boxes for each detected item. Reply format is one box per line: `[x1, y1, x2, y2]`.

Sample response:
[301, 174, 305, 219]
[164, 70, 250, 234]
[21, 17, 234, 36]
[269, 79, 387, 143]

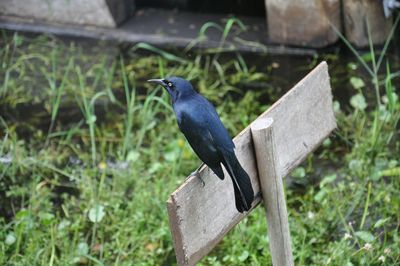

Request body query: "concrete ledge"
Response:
[0, 9, 318, 56]
[0, 0, 134, 28]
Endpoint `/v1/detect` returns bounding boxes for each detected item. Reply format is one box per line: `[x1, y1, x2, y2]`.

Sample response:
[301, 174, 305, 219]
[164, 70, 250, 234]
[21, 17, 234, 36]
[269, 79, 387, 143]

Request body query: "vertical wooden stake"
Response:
[251, 118, 294, 266]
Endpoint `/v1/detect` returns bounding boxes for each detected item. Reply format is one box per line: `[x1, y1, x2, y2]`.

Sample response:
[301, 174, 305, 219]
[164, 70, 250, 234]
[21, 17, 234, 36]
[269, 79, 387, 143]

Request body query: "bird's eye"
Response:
[168, 82, 173, 87]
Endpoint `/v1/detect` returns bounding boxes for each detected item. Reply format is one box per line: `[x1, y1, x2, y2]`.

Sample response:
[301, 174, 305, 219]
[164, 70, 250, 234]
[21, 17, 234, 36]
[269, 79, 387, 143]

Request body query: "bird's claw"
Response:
[188, 170, 205, 187]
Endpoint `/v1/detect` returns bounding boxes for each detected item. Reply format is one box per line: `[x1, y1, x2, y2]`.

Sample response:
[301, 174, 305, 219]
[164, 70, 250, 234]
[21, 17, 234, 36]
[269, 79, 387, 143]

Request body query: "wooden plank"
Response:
[167, 61, 336, 266]
[251, 118, 294, 266]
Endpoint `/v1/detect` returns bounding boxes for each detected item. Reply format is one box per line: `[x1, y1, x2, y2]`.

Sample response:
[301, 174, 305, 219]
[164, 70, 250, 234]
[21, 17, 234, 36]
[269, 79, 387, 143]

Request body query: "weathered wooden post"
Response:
[343, 0, 393, 47]
[265, 0, 341, 47]
[167, 61, 336, 265]
[251, 118, 294, 266]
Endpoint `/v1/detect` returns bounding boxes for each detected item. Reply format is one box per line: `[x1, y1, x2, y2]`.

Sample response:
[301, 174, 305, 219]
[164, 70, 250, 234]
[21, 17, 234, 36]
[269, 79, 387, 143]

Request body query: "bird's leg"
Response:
[187, 163, 205, 187]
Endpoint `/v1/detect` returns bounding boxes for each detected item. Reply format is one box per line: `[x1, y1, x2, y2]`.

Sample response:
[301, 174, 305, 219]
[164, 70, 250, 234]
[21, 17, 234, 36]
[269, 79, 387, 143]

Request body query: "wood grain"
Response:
[167, 61, 336, 266]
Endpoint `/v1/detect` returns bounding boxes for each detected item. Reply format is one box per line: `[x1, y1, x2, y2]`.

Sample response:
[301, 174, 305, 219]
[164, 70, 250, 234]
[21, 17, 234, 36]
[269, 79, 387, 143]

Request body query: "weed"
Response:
[0, 20, 399, 265]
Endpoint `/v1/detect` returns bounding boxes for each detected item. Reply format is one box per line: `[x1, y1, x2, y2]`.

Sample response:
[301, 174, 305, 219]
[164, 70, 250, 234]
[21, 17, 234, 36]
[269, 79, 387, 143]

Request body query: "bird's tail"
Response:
[222, 152, 254, 213]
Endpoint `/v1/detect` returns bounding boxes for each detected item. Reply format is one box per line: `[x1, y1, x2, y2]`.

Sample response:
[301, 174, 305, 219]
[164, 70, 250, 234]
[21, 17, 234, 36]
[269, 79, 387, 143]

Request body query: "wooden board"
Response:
[167, 61, 336, 266]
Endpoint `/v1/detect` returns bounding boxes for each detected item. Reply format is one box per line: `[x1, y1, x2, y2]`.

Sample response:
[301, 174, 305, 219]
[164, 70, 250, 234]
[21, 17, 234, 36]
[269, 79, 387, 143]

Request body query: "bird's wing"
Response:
[198, 97, 253, 212]
[199, 97, 235, 151]
[176, 105, 222, 168]
[176, 95, 235, 154]
[175, 96, 253, 211]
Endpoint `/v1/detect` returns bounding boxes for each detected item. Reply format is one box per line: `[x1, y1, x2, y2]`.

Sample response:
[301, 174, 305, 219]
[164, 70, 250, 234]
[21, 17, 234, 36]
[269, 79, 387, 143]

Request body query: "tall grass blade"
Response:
[330, 22, 374, 77]
[376, 15, 400, 71]
[366, 18, 380, 105]
[45, 57, 74, 145]
[130, 43, 187, 64]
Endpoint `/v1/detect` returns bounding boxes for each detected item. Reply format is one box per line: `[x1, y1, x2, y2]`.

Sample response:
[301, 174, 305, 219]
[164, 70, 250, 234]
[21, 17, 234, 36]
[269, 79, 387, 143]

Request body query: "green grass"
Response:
[0, 22, 399, 266]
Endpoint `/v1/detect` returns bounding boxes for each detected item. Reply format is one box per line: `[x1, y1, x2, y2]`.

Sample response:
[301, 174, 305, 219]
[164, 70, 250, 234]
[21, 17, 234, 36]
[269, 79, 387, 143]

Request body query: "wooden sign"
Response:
[167, 61, 336, 265]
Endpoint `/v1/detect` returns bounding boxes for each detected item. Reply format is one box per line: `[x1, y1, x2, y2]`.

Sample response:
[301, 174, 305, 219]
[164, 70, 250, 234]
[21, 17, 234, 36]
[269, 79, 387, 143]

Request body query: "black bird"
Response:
[148, 77, 254, 212]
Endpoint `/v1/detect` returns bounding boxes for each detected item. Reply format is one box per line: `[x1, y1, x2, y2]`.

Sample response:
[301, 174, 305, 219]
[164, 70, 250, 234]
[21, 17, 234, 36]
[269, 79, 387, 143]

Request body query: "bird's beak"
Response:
[147, 78, 165, 87]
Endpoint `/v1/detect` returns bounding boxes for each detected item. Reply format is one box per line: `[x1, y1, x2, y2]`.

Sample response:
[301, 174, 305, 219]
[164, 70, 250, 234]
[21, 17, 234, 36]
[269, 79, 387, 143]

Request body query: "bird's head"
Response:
[147, 76, 195, 102]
